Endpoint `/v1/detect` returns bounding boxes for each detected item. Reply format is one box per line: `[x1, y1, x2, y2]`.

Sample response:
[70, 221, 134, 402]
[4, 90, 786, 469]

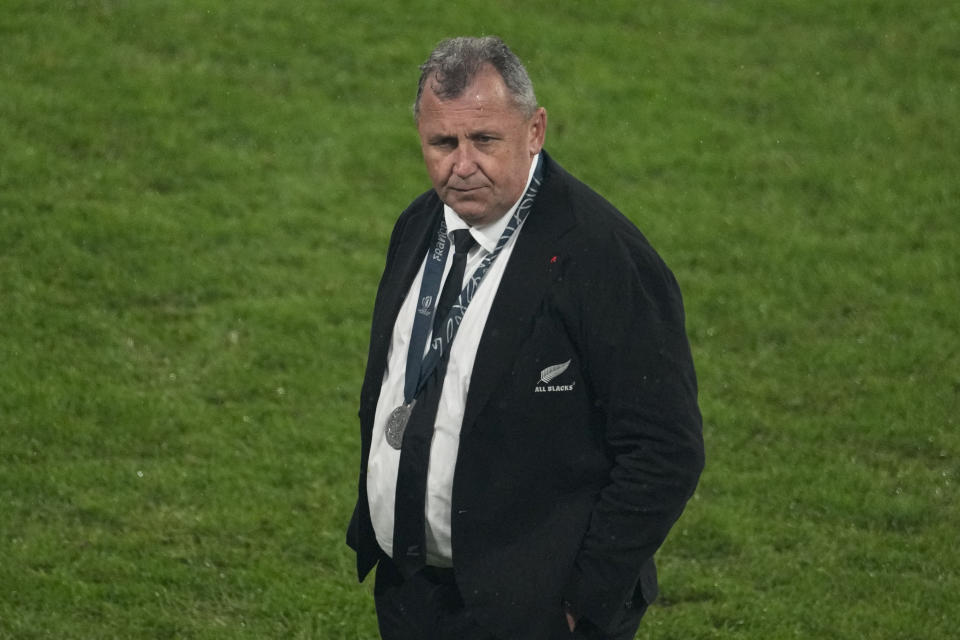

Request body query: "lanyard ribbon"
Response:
[401, 155, 544, 404]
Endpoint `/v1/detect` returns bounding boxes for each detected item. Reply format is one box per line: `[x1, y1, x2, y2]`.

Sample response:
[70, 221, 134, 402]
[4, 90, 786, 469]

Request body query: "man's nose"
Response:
[451, 143, 478, 178]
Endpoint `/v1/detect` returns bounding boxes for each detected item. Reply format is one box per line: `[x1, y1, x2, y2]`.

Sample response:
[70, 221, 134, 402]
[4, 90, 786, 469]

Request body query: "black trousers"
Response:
[373, 557, 646, 640]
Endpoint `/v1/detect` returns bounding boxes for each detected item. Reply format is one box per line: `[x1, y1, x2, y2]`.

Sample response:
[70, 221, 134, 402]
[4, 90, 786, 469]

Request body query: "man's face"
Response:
[416, 66, 546, 227]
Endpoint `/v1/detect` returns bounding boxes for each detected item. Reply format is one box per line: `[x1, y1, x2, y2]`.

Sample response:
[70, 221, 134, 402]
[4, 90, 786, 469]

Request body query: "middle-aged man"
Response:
[347, 36, 704, 640]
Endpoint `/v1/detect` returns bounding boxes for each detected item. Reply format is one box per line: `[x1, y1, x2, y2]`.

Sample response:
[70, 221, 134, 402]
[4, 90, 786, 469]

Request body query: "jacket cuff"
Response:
[561, 564, 634, 633]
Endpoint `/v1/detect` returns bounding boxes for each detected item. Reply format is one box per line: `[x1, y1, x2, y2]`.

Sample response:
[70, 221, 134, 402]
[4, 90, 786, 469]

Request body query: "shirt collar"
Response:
[443, 153, 540, 254]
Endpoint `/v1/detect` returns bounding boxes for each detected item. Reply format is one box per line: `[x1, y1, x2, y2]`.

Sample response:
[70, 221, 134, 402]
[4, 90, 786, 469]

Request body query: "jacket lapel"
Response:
[461, 154, 577, 435]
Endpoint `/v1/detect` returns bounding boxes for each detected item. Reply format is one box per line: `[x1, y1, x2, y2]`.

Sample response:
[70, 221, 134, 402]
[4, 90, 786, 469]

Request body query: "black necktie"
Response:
[432, 229, 477, 340]
[393, 228, 476, 577]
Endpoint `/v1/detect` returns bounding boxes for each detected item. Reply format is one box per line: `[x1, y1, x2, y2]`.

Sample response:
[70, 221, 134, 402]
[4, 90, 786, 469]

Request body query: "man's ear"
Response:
[529, 107, 547, 155]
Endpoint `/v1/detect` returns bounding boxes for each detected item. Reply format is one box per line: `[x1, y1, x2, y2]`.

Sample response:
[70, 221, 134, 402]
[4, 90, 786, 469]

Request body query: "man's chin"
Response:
[444, 196, 491, 225]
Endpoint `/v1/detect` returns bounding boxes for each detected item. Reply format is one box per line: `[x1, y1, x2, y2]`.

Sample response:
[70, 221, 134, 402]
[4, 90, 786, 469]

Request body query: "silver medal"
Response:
[385, 400, 416, 450]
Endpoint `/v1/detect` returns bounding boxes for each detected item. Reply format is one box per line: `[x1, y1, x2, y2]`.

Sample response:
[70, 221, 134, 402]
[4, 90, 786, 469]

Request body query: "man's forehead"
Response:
[418, 95, 509, 119]
[419, 79, 521, 129]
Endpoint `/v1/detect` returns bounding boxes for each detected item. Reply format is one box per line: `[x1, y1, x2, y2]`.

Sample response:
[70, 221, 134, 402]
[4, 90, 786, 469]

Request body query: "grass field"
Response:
[1, 1, 958, 638]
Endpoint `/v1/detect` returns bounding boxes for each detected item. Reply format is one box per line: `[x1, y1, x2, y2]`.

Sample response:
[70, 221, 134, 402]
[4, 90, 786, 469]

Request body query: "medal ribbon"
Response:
[401, 154, 544, 404]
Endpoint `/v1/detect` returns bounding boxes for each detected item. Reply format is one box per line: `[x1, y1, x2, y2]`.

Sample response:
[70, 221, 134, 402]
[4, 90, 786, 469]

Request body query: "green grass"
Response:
[2, 1, 958, 638]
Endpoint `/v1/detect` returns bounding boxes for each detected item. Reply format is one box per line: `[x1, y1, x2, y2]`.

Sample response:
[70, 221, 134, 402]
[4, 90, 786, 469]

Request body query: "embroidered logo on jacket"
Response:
[535, 360, 575, 392]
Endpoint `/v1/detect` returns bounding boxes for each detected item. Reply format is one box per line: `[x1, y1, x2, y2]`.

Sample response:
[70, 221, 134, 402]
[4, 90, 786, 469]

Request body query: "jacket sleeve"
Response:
[560, 229, 705, 632]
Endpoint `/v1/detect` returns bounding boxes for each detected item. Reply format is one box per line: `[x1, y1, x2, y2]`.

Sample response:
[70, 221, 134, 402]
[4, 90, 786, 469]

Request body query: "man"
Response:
[347, 36, 704, 640]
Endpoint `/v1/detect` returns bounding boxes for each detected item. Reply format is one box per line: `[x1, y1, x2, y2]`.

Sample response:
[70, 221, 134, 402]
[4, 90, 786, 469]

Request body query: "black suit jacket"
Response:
[348, 151, 704, 639]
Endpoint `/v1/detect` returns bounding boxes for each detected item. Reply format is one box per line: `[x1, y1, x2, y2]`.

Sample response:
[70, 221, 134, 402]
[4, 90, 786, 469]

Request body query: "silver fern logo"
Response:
[535, 360, 575, 392]
[539, 360, 570, 384]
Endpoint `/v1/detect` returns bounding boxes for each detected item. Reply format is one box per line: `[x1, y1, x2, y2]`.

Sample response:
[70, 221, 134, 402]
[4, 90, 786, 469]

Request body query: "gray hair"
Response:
[413, 36, 538, 120]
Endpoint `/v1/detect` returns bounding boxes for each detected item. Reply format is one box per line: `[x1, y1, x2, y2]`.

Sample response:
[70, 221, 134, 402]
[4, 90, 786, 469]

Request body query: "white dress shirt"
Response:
[366, 155, 539, 567]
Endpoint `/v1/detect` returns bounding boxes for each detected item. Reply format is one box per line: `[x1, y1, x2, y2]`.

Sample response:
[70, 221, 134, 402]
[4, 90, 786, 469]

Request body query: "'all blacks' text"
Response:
[534, 382, 576, 393]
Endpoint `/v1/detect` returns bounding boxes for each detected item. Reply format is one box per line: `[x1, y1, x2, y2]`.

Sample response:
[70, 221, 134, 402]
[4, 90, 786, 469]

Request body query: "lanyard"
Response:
[401, 154, 544, 404]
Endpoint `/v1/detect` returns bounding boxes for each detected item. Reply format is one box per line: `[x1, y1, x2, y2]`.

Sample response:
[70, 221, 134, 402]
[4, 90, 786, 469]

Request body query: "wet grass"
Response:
[2, 1, 958, 638]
